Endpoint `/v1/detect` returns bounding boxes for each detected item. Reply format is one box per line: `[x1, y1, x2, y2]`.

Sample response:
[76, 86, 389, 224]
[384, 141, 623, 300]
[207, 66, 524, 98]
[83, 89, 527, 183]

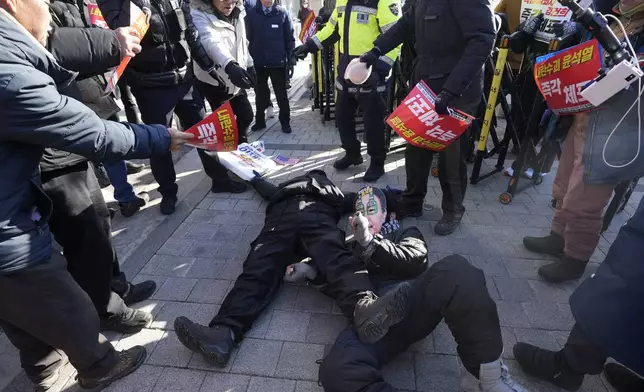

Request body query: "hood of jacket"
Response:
[191, 0, 242, 18]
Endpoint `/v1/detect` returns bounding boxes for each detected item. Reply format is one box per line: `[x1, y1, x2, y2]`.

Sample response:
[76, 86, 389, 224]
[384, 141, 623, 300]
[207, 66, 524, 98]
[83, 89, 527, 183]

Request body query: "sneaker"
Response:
[266, 106, 275, 119]
[333, 154, 363, 170]
[354, 281, 411, 344]
[211, 180, 247, 194]
[605, 363, 644, 392]
[523, 231, 565, 256]
[174, 317, 235, 368]
[77, 346, 147, 390]
[119, 192, 149, 218]
[282, 124, 292, 134]
[363, 163, 384, 182]
[125, 161, 145, 175]
[538, 255, 588, 283]
[435, 214, 463, 236]
[513, 342, 584, 391]
[251, 121, 267, 132]
[160, 195, 177, 215]
[480, 358, 529, 392]
[121, 280, 157, 306]
[100, 308, 152, 334]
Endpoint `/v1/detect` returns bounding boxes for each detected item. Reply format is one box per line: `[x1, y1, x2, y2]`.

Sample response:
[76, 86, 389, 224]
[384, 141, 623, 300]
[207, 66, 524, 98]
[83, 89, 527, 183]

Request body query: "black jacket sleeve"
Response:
[368, 226, 428, 279]
[47, 27, 122, 78]
[251, 178, 280, 201]
[373, 2, 414, 55]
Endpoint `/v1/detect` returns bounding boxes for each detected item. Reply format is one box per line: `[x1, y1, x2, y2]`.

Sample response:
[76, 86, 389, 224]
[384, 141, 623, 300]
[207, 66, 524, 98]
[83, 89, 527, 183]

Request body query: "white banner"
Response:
[520, 0, 573, 43]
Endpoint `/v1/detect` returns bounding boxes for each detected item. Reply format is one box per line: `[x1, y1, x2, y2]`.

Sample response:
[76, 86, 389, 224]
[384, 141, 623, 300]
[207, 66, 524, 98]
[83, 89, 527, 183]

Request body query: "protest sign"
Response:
[218, 143, 279, 181]
[87, 3, 108, 28]
[104, 3, 150, 94]
[386, 81, 474, 152]
[534, 39, 602, 114]
[520, 0, 572, 43]
[184, 101, 238, 151]
[299, 11, 317, 43]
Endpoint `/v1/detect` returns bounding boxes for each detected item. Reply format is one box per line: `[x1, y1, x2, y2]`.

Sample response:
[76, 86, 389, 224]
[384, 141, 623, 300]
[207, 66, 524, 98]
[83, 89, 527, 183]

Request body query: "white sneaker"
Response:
[480, 358, 529, 392]
[461, 370, 481, 392]
[266, 106, 275, 119]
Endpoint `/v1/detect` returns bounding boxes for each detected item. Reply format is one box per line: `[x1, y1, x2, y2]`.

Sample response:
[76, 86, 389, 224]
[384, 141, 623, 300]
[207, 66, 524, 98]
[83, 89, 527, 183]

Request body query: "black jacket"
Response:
[97, 0, 220, 78]
[246, 3, 295, 68]
[374, 0, 495, 107]
[42, 0, 123, 172]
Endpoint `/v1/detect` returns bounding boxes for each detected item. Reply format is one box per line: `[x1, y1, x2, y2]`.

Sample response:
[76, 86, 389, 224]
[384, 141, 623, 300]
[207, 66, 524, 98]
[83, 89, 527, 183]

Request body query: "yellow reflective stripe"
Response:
[378, 55, 395, 66]
[337, 6, 346, 12]
[380, 21, 396, 33]
[352, 5, 377, 15]
[329, 17, 337, 26]
[312, 35, 323, 49]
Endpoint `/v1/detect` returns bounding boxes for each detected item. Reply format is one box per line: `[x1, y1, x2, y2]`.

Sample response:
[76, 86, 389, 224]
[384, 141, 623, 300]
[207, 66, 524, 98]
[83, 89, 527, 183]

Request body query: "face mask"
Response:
[354, 187, 387, 235]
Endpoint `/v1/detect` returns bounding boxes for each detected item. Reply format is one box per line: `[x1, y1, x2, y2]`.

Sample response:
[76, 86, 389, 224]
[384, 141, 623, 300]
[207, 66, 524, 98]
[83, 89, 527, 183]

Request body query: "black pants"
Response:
[210, 198, 374, 337]
[320, 255, 503, 392]
[402, 102, 477, 217]
[197, 81, 253, 184]
[0, 253, 117, 383]
[254, 67, 290, 126]
[562, 324, 608, 375]
[336, 89, 387, 164]
[117, 77, 140, 123]
[130, 78, 210, 198]
[41, 162, 128, 319]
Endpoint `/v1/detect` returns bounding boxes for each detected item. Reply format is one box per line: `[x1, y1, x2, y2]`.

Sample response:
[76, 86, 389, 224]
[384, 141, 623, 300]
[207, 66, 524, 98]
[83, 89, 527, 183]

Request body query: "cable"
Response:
[601, 13, 643, 168]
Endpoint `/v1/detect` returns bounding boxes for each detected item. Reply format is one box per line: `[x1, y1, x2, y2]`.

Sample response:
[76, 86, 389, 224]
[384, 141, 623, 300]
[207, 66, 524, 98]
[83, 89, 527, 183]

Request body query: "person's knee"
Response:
[434, 255, 486, 288]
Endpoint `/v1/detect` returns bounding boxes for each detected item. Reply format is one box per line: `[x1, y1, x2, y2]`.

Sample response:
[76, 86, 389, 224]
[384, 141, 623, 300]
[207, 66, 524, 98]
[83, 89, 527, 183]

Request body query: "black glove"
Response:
[247, 66, 257, 86]
[207, 69, 227, 88]
[294, 45, 310, 60]
[520, 12, 544, 35]
[553, 21, 579, 38]
[434, 90, 457, 115]
[359, 47, 381, 68]
[225, 62, 254, 89]
[288, 63, 295, 79]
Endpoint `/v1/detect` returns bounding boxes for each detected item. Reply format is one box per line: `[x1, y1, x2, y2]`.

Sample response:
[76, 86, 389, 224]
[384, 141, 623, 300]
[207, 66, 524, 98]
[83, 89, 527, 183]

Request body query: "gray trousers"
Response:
[0, 251, 117, 384]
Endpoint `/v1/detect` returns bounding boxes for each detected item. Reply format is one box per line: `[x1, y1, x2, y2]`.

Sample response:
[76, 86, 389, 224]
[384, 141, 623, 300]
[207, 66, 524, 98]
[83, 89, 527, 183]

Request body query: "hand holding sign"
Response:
[184, 101, 239, 152]
[169, 128, 195, 151]
[115, 27, 142, 59]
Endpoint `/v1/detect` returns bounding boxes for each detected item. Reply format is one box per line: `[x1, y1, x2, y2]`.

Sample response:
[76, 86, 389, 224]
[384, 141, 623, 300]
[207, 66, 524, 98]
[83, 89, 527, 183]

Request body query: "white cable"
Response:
[600, 14, 643, 168]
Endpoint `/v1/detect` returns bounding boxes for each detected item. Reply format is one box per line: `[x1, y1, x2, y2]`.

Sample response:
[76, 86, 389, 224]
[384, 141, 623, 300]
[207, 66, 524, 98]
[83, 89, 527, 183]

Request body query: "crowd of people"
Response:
[0, 0, 643, 389]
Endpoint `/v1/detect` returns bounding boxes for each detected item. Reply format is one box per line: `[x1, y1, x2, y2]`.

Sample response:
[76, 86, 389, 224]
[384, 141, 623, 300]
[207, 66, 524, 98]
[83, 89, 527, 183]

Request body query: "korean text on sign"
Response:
[519, 0, 572, 43]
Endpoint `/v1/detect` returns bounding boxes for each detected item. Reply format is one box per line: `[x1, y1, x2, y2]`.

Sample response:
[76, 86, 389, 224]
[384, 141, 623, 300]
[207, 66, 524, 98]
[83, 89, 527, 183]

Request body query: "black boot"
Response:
[211, 179, 247, 194]
[160, 195, 177, 215]
[513, 343, 584, 391]
[398, 199, 424, 219]
[125, 161, 145, 174]
[354, 282, 411, 344]
[100, 308, 152, 334]
[605, 363, 644, 392]
[538, 255, 588, 283]
[251, 118, 266, 132]
[121, 280, 157, 306]
[77, 346, 147, 390]
[435, 213, 463, 236]
[523, 231, 565, 256]
[363, 162, 384, 182]
[174, 317, 235, 368]
[281, 123, 292, 134]
[333, 153, 363, 170]
[119, 192, 149, 218]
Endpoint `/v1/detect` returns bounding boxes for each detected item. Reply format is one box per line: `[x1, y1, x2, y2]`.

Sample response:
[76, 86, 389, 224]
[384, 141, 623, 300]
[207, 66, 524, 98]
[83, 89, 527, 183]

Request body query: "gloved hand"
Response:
[293, 45, 310, 60]
[359, 47, 381, 68]
[434, 90, 457, 115]
[225, 62, 254, 89]
[247, 66, 257, 86]
[207, 69, 227, 88]
[288, 63, 295, 79]
[350, 211, 373, 247]
[250, 170, 263, 184]
[553, 20, 579, 38]
[520, 12, 544, 36]
[284, 262, 318, 283]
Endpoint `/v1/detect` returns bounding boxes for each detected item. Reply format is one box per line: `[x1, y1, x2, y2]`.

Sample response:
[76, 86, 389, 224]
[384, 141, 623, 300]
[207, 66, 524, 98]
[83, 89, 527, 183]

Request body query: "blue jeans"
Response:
[104, 161, 136, 204]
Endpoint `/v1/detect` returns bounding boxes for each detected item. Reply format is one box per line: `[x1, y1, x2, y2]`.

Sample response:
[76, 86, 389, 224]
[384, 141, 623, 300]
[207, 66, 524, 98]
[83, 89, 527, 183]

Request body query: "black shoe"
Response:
[354, 282, 411, 344]
[523, 231, 565, 256]
[122, 281, 157, 306]
[160, 195, 177, 215]
[211, 180, 247, 194]
[363, 163, 384, 182]
[398, 202, 424, 219]
[94, 164, 111, 188]
[119, 192, 149, 218]
[125, 161, 145, 175]
[605, 363, 644, 392]
[174, 317, 235, 368]
[100, 308, 152, 334]
[434, 214, 463, 236]
[251, 121, 267, 132]
[538, 255, 587, 283]
[282, 124, 292, 134]
[513, 342, 584, 391]
[333, 154, 363, 170]
[77, 346, 146, 390]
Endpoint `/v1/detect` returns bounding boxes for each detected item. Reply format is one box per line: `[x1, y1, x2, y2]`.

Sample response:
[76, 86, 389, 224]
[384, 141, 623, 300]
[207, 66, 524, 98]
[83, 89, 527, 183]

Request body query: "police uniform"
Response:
[98, 0, 242, 214]
[300, 0, 401, 181]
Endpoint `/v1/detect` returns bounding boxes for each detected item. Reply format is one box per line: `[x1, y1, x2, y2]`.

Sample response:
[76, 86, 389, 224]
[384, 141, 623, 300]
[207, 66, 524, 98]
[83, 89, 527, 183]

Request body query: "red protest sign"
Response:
[386, 81, 474, 152]
[185, 101, 238, 152]
[87, 3, 108, 28]
[534, 39, 602, 115]
[299, 11, 317, 43]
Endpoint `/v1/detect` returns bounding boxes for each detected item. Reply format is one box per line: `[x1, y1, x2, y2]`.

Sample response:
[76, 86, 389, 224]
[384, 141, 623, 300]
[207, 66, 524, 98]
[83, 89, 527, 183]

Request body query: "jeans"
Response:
[104, 114, 137, 204]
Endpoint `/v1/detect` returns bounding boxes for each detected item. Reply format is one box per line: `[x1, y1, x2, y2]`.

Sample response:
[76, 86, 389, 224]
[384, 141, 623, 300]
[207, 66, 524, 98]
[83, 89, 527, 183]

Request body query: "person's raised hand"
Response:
[350, 211, 373, 247]
[168, 127, 194, 151]
[115, 27, 142, 59]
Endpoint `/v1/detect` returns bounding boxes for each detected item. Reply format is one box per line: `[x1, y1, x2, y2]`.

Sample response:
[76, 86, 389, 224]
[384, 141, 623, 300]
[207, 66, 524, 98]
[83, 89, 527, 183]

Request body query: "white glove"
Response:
[284, 262, 317, 283]
[351, 211, 373, 247]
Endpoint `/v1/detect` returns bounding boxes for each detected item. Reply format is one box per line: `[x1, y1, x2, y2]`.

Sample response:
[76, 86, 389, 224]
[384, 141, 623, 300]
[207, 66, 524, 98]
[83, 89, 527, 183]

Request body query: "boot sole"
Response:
[77, 348, 146, 390]
[333, 159, 364, 171]
[522, 240, 564, 257]
[174, 321, 230, 368]
[355, 282, 411, 345]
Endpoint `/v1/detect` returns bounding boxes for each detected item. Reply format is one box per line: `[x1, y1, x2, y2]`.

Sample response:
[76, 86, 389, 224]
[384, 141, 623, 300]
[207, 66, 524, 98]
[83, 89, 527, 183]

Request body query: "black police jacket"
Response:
[374, 0, 496, 107]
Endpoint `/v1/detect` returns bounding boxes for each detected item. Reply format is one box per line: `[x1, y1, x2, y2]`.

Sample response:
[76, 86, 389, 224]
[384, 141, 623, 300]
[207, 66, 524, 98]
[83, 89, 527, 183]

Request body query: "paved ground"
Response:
[1, 61, 639, 391]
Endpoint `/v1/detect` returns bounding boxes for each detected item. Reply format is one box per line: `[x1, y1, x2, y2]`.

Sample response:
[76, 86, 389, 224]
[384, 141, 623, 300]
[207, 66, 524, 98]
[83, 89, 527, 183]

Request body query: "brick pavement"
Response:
[1, 90, 639, 391]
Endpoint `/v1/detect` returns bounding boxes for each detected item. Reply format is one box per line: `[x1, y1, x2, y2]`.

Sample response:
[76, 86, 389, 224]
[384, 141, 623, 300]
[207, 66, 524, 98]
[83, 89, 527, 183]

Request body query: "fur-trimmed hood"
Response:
[190, 0, 243, 15]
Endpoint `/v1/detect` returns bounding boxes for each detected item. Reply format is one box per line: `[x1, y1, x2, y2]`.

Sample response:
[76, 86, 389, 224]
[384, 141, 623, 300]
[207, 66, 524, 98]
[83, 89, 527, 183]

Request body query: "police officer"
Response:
[293, 0, 401, 182]
[360, 0, 496, 235]
[98, 0, 244, 215]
